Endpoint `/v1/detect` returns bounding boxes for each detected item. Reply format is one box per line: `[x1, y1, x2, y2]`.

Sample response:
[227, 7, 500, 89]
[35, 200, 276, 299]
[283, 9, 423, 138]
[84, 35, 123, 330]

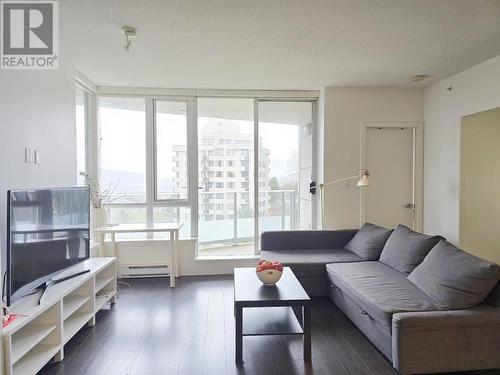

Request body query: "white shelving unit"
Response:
[2, 257, 117, 375]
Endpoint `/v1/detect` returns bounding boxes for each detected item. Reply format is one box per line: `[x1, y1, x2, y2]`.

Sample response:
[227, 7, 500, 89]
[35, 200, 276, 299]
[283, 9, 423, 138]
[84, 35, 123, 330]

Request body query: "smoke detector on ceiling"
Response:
[411, 74, 428, 82]
[121, 26, 137, 51]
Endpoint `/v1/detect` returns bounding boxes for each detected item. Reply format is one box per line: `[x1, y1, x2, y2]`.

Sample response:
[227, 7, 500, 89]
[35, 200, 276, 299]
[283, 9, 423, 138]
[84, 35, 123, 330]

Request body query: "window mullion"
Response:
[88, 92, 98, 182]
[188, 98, 198, 240]
[311, 100, 318, 230]
[145, 98, 155, 236]
[253, 98, 259, 255]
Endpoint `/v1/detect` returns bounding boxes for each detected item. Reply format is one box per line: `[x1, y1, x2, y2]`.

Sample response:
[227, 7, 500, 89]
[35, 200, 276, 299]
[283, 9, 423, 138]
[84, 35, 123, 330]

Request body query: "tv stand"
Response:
[37, 269, 91, 305]
[2, 258, 117, 375]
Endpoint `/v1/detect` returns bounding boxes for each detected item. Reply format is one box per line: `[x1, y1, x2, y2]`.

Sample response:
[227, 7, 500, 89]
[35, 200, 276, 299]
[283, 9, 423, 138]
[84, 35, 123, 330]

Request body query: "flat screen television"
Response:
[6, 187, 90, 306]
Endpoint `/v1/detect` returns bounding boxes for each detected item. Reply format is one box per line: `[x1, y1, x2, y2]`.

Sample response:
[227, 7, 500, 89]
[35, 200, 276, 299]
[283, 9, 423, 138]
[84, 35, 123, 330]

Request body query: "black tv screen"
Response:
[6, 187, 90, 305]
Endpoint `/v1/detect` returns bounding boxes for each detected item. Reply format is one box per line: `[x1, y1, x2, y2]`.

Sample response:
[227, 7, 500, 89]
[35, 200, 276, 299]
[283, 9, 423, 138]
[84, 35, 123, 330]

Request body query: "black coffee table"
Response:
[233, 267, 311, 364]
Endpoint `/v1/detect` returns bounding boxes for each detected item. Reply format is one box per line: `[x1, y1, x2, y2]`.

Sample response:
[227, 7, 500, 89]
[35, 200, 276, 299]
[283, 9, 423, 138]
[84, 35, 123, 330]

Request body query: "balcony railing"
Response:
[198, 189, 297, 248]
[104, 189, 298, 248]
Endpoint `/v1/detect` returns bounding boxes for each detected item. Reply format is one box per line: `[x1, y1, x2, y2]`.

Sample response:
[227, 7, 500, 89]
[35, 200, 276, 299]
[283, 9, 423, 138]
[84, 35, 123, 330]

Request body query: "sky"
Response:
[99, 106, 302, 181]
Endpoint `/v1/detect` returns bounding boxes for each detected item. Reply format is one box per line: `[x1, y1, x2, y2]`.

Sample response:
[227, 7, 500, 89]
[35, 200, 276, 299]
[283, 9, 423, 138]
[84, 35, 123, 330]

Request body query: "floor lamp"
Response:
[318, 169, 372, 228]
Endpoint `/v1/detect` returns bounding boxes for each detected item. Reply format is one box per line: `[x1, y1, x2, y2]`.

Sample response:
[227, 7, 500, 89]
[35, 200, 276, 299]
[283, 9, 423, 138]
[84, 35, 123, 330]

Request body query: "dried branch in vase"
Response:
[79, 172, 123, 208]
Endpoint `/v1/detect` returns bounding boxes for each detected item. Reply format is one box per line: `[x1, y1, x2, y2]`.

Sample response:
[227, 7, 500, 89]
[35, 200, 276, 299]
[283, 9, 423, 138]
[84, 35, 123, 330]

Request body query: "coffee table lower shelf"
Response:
[242, 306, 304, 336]
[233, 267, 311, 364]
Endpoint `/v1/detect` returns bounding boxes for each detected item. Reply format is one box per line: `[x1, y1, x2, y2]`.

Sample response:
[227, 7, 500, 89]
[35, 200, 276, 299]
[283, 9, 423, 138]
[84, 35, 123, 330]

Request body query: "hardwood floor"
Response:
[39, 276, 499, 375]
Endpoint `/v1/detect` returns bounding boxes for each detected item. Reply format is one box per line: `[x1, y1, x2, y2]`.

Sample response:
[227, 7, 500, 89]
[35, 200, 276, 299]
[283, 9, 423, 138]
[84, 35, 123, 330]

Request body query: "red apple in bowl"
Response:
[256, 260, 283, 285]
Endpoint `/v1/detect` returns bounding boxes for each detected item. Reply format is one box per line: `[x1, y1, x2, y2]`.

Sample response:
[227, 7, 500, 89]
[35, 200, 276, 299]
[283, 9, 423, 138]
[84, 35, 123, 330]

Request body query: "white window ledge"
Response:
[195, 255, 260, 261]
[92, 237, 197, 244]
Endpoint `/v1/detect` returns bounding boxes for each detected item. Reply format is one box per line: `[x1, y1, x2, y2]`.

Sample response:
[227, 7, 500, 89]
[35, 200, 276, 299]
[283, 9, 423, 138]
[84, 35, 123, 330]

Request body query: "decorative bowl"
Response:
[256, 260, 283, 285]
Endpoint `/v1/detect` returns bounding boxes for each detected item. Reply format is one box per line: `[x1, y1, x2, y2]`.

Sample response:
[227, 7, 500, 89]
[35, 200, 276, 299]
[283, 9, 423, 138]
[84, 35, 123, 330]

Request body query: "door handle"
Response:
[404, 203, 415, 209]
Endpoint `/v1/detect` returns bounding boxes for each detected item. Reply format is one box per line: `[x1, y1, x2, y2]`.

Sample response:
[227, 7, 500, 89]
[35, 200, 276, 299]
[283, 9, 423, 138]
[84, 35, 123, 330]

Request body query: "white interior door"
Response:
[363, 127, 414, 229]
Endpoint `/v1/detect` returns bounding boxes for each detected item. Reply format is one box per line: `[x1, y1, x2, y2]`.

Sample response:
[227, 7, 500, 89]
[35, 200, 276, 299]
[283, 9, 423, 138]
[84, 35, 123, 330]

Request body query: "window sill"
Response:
[195, 255, 260, 261]
[92, 238, 261, 260]
[91, 237, 197, 244]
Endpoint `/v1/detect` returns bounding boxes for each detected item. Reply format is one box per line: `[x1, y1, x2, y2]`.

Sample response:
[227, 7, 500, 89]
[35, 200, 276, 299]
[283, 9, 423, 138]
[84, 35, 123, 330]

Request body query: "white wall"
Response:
[423, 54, 500, 244]
[0, 69, 77, 266]
[0, 1, 79, 270]
[97, 240, 258, 276]
[460, 108, 500, 263]
[322, 87, 424, 229]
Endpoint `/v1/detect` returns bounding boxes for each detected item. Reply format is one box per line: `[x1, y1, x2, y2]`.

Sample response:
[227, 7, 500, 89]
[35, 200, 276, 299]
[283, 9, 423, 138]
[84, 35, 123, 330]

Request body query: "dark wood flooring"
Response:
[39, 276, 500, 375]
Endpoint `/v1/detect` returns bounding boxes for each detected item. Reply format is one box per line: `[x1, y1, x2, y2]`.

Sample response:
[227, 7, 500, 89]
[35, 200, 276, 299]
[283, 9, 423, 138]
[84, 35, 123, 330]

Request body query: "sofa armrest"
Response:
[392, 304, 500, 374]
[260, 230, 357, 251]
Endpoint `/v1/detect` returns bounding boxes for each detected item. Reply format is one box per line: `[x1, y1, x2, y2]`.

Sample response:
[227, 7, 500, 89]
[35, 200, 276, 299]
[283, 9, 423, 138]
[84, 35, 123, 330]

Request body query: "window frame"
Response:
[152, 98, 195, 205]
[97, 95, 198, 240]
[75, 81, 96, 185]
[93, 89, 318, 250]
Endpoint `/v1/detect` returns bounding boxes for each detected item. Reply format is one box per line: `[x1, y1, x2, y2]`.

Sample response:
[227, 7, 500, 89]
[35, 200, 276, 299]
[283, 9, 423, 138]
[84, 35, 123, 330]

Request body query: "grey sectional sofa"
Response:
[260, 224, 500, 375]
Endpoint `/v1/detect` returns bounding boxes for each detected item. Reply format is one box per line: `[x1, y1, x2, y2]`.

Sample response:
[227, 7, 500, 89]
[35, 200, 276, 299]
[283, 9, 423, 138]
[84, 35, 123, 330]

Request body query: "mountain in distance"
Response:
[101, 169, 175, 194]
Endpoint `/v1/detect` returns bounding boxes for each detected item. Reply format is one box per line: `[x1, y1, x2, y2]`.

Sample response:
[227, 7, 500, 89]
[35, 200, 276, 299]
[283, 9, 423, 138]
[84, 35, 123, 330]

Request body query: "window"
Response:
[99, 97, 146, 204]
[98, 97, 195, 240]
[155, 101, 188, 200]
[153, 207, 191, 238]
[94, 93, 315, 248]
[75, 86, 86, 185]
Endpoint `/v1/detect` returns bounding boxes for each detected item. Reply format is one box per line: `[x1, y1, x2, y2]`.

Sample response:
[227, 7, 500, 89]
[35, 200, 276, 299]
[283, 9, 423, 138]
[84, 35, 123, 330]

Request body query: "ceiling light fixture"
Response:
[121, 26, 137, 51]
[411, 74, 428, 82]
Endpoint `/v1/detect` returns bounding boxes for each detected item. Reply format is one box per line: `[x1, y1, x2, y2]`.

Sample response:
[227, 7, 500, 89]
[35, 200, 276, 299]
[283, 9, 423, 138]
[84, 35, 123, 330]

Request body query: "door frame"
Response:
[360, 121, 424, 231]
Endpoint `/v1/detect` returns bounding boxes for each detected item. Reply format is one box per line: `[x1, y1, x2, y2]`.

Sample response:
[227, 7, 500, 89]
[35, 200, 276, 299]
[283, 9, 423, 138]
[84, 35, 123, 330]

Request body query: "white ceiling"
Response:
[64, 0, 500, 89]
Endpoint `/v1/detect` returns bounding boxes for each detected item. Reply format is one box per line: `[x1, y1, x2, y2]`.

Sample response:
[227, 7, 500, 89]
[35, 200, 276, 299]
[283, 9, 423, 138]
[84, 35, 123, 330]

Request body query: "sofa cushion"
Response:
[486, 282, 500, 307]
[260, 248, 363, 278]
[379, 225, 442, 275]
[261, 230, 358, 251]
[408, 240, 500, 309]
[344, 223, 393, 260]
[326, 261, 438, 331]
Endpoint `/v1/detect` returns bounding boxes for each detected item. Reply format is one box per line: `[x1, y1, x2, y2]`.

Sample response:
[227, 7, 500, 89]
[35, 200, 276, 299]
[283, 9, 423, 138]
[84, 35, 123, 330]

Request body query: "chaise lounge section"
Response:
[260, 224, 500, 374]
[260, 229, 362, 296]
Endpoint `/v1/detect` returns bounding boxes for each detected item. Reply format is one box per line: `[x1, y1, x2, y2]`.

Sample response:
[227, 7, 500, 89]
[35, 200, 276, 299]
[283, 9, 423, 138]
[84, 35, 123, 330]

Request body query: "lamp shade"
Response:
[357, 171, 372, 187]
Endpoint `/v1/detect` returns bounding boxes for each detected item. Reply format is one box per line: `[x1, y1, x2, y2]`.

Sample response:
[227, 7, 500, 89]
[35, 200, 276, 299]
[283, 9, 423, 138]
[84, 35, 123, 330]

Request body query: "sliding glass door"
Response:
[258, 101, 314, 240]
[197, 98, 256, 257]
[196, 99, 314, 257]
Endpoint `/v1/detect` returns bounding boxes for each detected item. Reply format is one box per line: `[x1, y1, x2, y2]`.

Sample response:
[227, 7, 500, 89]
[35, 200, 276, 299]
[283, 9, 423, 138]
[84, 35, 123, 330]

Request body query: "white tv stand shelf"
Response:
[2, 257, 117, 375]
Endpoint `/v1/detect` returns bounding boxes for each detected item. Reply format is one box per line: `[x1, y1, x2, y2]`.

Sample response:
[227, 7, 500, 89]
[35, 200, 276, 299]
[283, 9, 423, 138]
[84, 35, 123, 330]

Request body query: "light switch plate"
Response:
[25, 148, 32, 163]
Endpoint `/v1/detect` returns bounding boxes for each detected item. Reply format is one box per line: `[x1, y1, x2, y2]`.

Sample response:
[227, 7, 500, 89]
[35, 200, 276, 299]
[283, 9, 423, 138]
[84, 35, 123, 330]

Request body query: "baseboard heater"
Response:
[120, 264, 170, 278]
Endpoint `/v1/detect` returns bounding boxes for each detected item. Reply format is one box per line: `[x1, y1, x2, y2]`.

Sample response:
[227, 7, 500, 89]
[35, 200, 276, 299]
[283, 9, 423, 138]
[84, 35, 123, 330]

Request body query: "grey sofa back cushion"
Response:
[486, 282, 500, 307]
[344, 223, 393, 260]
[379, 225, 441, 275]
[408, 240, 500, 309]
